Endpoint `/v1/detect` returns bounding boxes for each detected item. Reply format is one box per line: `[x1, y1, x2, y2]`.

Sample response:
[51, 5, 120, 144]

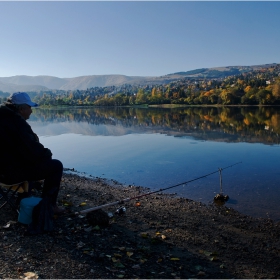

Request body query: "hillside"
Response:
[0, 63, 278, 93]
[0, 80, 48, 93]
[167, 63, 278, 79]
[0, 75, 151, 93]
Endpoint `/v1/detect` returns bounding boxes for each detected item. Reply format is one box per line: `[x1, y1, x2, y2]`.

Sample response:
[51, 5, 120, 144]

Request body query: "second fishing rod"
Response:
[77, 161, 242, 215]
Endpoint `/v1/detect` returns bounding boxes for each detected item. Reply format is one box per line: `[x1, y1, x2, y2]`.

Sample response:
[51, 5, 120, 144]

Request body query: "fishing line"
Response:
[76, 161, 242, 215]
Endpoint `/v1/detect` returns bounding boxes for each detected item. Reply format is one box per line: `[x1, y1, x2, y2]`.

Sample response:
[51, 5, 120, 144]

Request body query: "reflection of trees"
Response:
[31, 107, 280, 144]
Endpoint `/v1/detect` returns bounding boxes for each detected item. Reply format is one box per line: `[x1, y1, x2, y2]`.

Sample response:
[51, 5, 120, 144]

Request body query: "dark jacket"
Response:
[0, 104, 52, 182]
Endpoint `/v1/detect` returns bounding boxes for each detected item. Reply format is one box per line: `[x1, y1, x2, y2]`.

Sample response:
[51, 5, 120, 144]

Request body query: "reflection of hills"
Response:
[30, 122, 142, 137]
[29, 107, 280, 144]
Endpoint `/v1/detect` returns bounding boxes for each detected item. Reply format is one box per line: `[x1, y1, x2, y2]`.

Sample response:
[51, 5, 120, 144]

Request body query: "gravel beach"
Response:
[0, 173, 280, 279]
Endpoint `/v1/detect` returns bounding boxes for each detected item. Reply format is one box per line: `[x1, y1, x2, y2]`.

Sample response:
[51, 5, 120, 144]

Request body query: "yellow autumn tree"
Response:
[151, 87, 157, 97]
[272, 80, 280, 98]
[244, 86, 252, 93]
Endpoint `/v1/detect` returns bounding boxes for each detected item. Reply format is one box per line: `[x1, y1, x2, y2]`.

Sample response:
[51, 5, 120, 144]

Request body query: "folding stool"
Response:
[0, 180, 29, 213]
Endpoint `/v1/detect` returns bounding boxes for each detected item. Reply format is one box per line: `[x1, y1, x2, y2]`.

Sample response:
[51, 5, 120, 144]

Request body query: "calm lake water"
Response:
[29, 106, 280, 221]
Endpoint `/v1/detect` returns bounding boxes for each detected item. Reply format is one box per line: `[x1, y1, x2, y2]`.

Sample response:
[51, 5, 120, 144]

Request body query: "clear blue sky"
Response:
[0, 1, 279, 78]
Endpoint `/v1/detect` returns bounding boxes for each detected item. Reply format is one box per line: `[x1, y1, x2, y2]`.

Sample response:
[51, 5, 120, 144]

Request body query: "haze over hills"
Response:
[0, 75, 148, 93]
[0, 80, 48, 94]
[0, 63, 277, 93]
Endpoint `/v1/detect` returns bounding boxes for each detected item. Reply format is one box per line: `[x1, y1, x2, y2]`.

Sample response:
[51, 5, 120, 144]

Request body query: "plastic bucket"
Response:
[18, 197, 42, 224]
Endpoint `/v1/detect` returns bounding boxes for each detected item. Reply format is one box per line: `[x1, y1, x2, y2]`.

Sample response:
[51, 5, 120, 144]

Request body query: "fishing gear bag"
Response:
[27, 197, 54, 235]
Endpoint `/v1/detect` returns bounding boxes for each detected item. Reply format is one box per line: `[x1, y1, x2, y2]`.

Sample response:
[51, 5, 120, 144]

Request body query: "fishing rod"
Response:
[77, 161, 242, 215]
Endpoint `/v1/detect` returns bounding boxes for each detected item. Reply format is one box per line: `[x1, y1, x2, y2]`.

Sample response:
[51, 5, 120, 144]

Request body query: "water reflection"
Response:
[28, 106, 280, 221]
[30, 106, 280, 144]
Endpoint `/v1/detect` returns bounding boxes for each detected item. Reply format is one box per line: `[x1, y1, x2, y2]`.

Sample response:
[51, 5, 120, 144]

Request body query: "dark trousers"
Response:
[13, 159, 63, 205]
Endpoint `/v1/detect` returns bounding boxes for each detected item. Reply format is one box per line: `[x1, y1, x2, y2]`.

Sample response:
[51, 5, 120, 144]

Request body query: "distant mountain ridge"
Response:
[168, 63, 278, 78]
[0, 63, 278, 93]
[0, 75, 148, 93]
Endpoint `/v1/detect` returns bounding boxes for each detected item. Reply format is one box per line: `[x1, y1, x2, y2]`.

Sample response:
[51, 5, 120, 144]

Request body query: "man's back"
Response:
[0, 104, 52, 182]
[0, 104, 24, 176]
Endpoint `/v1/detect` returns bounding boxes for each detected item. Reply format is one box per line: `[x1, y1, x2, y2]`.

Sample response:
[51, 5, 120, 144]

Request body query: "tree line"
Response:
[0, 64, 280, 106]
[93, 65, 280, 106]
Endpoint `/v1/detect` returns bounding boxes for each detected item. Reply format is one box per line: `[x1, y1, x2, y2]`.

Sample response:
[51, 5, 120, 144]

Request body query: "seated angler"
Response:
[0, 92, 64, 214]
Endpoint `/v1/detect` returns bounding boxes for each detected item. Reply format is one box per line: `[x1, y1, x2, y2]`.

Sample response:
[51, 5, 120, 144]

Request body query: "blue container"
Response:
[18, 197, 42, 224]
